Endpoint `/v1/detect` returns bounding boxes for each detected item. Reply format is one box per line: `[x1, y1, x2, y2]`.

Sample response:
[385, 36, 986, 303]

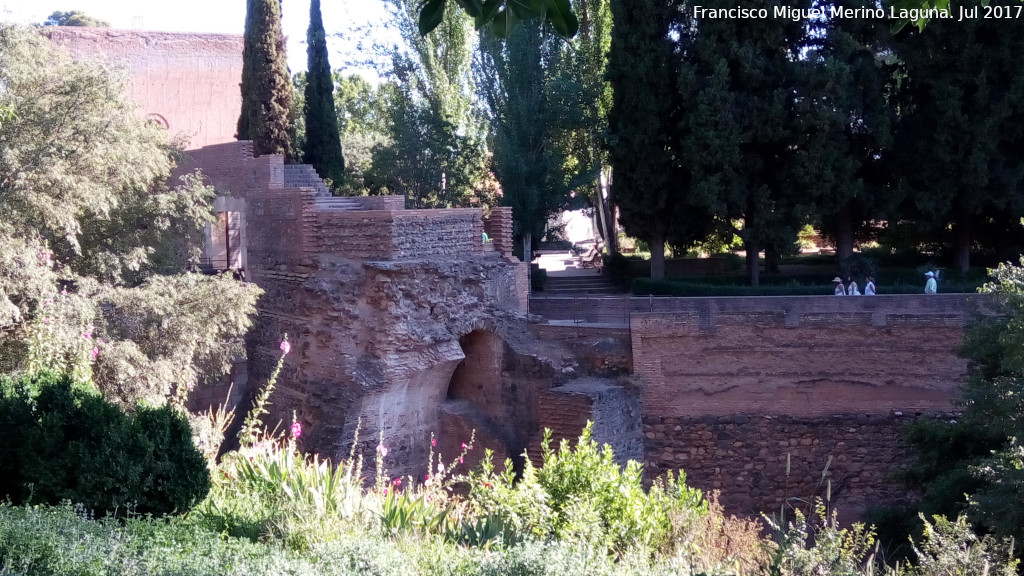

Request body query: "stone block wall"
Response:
[643, 413, 930, 520]
[532, 378, 643, 467]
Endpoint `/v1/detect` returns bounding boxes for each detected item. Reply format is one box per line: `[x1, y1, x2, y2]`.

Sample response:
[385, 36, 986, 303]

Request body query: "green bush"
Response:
[0, 371, 210, 516]
[466, 423, 707, 556]
[602, 252, 633, 288]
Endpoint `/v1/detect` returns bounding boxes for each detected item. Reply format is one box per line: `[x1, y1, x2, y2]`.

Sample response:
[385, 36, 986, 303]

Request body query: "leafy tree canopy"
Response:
[42, 10, 110, 27]
[419, 0, 579, 38]
[0, 25, 260, 407]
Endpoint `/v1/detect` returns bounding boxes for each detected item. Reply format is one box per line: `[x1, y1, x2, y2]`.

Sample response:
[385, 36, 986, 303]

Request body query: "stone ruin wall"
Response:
[43, 28, 244, 150]
[179, 142, 552, 478]
[627, 294, 984, 519]
[46, 28, 991, 519]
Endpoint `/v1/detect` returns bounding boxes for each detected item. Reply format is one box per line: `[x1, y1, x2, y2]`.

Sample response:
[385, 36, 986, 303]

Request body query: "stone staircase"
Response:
[283, 164, 332, 197]
[313, 197, 362, 211]
[542, 273, 621, 295]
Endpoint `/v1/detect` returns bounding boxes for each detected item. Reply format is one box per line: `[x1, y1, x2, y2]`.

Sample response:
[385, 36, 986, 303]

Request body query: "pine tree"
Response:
[237, 0, 294, 158]
[302, 0, 345, 187]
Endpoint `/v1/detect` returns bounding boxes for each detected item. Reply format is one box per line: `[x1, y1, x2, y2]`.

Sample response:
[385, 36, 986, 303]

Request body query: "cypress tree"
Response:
[303, 0, 345, 187]
[237, 0, 294, 158]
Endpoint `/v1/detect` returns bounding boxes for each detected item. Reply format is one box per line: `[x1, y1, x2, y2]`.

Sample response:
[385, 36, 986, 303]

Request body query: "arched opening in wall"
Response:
[443, 329, 527, 474]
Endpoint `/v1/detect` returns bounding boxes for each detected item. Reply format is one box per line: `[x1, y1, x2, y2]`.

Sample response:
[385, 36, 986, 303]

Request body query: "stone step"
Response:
[314, 198, 362, 211]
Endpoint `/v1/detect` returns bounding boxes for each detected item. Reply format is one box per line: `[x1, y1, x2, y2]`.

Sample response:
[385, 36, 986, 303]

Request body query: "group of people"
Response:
[832, 276, 876, 296]
[832, 270, 939, 296]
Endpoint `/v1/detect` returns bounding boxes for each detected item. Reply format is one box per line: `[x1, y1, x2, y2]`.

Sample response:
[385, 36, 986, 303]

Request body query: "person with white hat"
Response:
[833, 276, 847, 296]
[924, 271, 937, 294]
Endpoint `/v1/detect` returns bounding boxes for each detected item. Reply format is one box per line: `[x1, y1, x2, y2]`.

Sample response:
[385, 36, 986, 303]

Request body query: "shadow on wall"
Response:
[441, 330, 540, 474]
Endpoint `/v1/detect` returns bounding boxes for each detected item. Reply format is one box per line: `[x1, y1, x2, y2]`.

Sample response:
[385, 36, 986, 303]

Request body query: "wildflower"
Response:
[431, 437, 436, 447]
[90, 348, 99, 360]
[393, 477, 402, 487]
[291, 421, 302, 439]
[186, 382, 195, 392]
[280, 340, 291, 355]
[437, 462, 444, 474]
[425, 474, 431, 482]
[61, 288, 67, 295]
[461, 442, 468, 451]
[482, 481, 493, 489]
[43, 317, 50, 325]
[376, 443, 388, 458]
[44, 299, 53, 306]
[97, 338, 104, 344]
[83, 332, 91, 340]
[459, 456, 464, 464]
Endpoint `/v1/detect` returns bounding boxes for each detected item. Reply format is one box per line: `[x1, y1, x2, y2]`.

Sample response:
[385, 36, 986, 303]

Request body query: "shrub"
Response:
[466, 423, 707, 556]
[0, 370, 210, 516]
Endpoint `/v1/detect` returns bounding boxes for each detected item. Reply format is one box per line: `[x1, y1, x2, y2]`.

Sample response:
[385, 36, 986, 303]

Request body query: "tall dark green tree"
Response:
[892, 0, 1024, 272]
[237, 0, 294, 158]
[606, 0, 693, 280]
[303, 0, 345, 188]
[794, 0, 896, 270]
[678, 0, 808, 285]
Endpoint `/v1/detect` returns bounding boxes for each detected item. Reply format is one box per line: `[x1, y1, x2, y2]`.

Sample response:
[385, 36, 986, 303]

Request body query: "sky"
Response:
[0, 0, 396, 77]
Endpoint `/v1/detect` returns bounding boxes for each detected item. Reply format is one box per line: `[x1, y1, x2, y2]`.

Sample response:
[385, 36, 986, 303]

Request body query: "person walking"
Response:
[924, 271, 937, 294]
[864, 276, 876, 295]
[848, 278, 861, 296]
[833, 276, 847, 296]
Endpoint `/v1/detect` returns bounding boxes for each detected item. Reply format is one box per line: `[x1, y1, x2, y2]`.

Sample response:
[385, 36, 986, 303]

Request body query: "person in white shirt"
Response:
[833, 276, 846, 296]
[864, 276, 876, 295]
[924, 271, 937, 294]
[848, 278, 861, 296]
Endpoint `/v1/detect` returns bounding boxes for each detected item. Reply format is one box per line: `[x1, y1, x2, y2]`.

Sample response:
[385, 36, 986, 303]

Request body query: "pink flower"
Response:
[393, 477, 402, 487]
[60, 288, 67, 296]
[291, 421, 302, 439]
[425, 474, 431, 482]
[376, 443, 388, 458]
[459, 456, 464, 464]
[97, 338, 104, 344]
[186, 382, 195, 392]
[431, 437, 437, 447]
[90, 348, 99, 360]
[83, 332, 91, 340]
[43, 317, 50, 325]
[44, 299, 53, 307]
[280, 340, 291, 355]
[461, 442, 468, 451]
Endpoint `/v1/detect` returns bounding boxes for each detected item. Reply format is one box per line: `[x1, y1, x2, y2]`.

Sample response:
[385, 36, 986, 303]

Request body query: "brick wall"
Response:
[484, 207, 516, 260]
[629, 295, 983, 418]
[316, 209, 484, 260]
[45, 28, 243, 149]
[623, 294, 991, 518]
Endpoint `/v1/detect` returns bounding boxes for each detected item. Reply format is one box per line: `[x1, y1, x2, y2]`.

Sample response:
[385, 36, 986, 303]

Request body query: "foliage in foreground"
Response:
[901, 259, 1024, 552]
[0, 371, 210, 517]
[0, 24, 261, 408]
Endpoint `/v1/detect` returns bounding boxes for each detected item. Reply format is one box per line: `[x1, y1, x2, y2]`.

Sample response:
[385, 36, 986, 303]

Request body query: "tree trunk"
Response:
[650, 232, 665, 280]
[765, 244, 781, 274]
[953, 221, 971, 273]
[745, 239, 760, 287]
[598, 168, 618, 254]
[835, 204, 855, 270]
